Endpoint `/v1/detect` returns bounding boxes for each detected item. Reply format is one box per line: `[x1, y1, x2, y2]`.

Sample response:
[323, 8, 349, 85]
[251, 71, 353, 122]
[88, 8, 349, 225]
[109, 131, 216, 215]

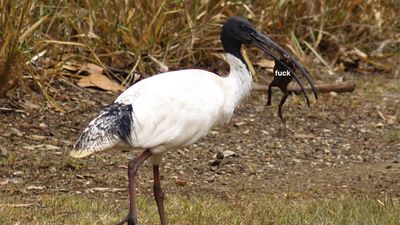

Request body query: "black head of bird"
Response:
[221, 17, 317, 105]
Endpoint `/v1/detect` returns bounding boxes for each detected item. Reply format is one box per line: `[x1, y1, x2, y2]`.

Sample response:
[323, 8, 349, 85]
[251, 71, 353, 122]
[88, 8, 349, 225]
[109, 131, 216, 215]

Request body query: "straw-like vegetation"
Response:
[0, 0, 399, 98]
[1, 193, 400, 225]
[0, 0, 31, 96]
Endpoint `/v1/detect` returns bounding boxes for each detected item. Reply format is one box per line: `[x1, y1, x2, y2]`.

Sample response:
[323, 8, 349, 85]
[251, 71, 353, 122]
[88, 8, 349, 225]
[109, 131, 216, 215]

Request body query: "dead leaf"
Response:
[43, 144, 60, 150]
[0, 203, 34, 208]
[377, 110, 386, 120]
[256, 58, 275, 68]
[39, 122, 48, 128]
[294, 133, 316, 139]
[22, 144, 60, 151]
[352, 48, 368, 60]
[62, 64, 80, 72]
[28, 135, 47, 141]
[11, 127, 23, 136]
[148, 56, 169, 73]
[81, 63, 104, 74]
[27, 50, 47, 65]
[22, 100, 40, 110]
[87, 187, 125, 192]
[26, 185, 46, 190]
[0, 178, 9, 186]
[223, 150, 237, 157]
[175, 179, 189, 186]
[78, 73, 124, 92]
[8, 178, 23, 184]
[234, 121, 247, 127]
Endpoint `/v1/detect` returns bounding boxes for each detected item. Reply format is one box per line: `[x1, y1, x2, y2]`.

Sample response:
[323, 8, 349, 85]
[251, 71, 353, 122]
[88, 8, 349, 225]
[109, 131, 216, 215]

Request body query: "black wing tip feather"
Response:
[71, 103, 134, 158]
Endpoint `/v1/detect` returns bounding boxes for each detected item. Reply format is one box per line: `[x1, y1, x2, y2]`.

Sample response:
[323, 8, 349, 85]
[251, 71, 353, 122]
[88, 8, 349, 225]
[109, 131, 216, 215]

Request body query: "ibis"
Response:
[70, 16, 317, 225]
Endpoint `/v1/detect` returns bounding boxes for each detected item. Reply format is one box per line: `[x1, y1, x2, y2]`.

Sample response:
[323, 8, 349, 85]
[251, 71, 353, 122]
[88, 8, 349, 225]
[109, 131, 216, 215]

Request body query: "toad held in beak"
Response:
[267, 54, 296, 123]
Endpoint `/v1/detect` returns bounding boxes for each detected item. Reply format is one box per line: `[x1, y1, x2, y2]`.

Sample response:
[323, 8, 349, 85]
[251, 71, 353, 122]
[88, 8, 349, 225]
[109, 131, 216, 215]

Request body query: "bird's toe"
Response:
[115, 214, 137, 225]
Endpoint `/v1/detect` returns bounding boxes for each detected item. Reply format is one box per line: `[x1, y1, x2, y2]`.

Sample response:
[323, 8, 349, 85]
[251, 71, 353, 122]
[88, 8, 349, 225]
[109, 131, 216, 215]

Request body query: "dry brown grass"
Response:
[0, 0, 31, 96]
[1, 193, 400, 225]
[0, 0, 399, 97]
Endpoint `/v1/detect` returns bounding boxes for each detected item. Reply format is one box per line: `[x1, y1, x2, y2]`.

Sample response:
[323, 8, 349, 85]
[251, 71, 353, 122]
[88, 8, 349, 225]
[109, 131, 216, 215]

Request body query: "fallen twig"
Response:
[0, 107, 26, 113]
[254, 80, 356, 93]
[0, 203, 34, 208]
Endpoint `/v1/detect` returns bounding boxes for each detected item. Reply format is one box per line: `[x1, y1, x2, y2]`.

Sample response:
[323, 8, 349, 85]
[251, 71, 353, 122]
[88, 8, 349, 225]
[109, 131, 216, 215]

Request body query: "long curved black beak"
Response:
[250, 31, 318, 105]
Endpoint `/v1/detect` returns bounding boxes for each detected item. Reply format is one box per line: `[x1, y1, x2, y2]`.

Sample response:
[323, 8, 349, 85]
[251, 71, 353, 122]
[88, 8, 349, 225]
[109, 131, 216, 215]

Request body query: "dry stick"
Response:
[254, 80, 356, 93]
[0, 107, 26, 113]
[0, 203, 34, 208]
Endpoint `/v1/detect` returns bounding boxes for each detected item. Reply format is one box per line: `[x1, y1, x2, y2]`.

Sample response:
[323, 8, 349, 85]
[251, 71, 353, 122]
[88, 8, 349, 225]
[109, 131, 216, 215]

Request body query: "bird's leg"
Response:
[278, 89, 289, 125]
[153, 165, 168, 225]
[116, 149, 152, 225]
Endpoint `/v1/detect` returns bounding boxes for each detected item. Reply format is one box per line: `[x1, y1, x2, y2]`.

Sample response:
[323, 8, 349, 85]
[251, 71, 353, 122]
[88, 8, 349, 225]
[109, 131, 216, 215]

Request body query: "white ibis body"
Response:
[70, 17, 317, 225]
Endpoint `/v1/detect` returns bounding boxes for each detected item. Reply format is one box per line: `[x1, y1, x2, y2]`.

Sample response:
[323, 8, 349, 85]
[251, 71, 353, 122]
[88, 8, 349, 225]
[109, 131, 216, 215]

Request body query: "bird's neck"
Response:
[224, 53, 253, 107]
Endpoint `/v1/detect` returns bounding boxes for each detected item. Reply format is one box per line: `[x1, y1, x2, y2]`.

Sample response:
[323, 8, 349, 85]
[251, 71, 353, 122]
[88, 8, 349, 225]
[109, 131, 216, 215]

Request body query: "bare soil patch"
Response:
[0, 73, 399, 203]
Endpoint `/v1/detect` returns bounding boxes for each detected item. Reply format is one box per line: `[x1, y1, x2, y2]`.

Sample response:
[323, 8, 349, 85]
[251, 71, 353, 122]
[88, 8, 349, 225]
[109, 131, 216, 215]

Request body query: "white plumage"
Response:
[71, 54, 251, 164]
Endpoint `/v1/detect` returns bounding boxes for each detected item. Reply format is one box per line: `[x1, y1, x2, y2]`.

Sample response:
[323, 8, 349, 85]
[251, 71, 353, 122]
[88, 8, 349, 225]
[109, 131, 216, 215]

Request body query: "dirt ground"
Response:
[0, 72, 399, 204]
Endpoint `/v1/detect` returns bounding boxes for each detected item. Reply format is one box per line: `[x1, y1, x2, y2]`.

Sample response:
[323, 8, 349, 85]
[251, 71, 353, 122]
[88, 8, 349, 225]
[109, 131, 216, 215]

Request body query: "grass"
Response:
[1, 193, 399, 225]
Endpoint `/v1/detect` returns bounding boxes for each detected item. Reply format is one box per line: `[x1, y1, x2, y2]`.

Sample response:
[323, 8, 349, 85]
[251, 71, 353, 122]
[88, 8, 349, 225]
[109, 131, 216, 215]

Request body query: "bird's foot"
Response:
[115, 214, 138, 225]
